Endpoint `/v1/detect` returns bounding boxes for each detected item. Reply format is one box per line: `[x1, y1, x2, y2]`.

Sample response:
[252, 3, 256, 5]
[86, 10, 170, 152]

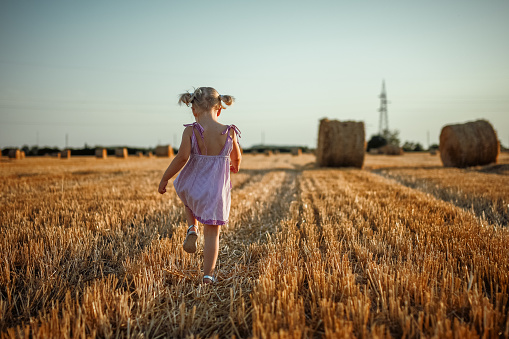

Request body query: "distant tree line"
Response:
[1, 145, 167, 157]
[367, 129, 437, 152]
[1, 144, 312, 156]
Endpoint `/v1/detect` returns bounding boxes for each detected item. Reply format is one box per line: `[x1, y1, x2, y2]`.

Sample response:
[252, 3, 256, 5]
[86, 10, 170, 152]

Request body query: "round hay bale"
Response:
[316, 119, 365, 168]
[95, 148, 107, 159]
[380, 144, 403, 155]
[115, 147, 128, 159]
[60, 150, 71, 159]
[291, 147, 302, 156]
[8, 149, 21, 159]
[264, 150, 273, 156]
[439, 119, 499, 168]
[155, 145, 174, 157]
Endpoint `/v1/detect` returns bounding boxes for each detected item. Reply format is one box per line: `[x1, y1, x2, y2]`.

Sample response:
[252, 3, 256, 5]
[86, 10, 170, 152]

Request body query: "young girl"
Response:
[158, 87, 242, 284]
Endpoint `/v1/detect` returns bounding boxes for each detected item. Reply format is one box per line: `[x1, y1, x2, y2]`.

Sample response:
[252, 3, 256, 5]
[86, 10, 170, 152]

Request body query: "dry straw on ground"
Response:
[155, 145, 174, 158]
[316, 119, 365, 168]
[115, 148, 128, 159]
[439, 119, 499, 168]
[1, 153, 508, 338]
[95, 148, 107, 159]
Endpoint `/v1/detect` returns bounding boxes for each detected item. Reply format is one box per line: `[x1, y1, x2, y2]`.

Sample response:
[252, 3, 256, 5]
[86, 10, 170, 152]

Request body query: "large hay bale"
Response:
[95, 148, 107, 159]
[8, 149, 21, 159]
[316, 119, 365, 168]
[439, 119, 499, 168]
[155, 145, 174, 157]
[115, 147, 128, 159]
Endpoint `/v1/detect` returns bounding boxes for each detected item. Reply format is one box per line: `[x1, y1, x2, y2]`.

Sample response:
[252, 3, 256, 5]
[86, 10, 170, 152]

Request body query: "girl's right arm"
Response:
[158, 127, 192, 194]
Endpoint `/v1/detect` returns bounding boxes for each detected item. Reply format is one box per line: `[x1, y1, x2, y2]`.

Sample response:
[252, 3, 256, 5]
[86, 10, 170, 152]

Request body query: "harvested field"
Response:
[1, 153, 508, 338]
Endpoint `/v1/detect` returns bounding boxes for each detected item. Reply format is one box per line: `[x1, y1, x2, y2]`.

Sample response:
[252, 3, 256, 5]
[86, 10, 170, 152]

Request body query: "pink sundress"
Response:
[173, 122, 241, 225]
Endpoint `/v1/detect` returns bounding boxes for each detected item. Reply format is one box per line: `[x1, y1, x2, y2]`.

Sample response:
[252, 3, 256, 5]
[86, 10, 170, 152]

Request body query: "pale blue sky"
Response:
[1, 0, 508, 149]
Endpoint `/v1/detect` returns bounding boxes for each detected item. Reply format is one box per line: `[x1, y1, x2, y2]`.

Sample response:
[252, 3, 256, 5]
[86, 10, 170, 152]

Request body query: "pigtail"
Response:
[178, 92, 193, 107]
[218, 95, 235, 107]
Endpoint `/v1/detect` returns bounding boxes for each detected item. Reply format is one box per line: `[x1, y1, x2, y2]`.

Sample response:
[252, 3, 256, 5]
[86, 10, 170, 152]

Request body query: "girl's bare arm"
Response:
[158, 128, 192, 194]
[230, 130, 242, 173]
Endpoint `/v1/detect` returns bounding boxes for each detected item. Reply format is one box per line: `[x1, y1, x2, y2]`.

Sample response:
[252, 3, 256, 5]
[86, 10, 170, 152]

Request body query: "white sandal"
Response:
[203, 275, 216, 284]
[182, 225, 198, 253]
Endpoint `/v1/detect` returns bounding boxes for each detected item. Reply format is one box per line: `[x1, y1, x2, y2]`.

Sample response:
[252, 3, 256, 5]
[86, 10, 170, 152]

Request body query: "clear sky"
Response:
[1, 0, 508, 149]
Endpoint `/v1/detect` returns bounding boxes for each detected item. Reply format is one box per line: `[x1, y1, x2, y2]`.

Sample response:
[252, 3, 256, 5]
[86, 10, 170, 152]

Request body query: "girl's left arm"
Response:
[229, 130, 242, 173]
[158, 128, 192, 194]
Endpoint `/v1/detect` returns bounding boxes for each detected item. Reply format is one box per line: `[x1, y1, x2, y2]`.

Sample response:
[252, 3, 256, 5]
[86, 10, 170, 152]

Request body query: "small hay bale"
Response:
[439, 119, 499, 168]
[136, 151, 144, 157]
[430, 149, 437, 156]
[264, 150, 273, 156]
[291, 147, 302, 156]
[8, 149, 21, 159]
[316, 119, 365, 168]
[20, 151, 25, 159]
[380, 144, 403, 155]
[147, 151, 154, 158]
[60, 150, 71, 159]
[50, 152, 61, 159]
[95, 148, 107, 159]
[155, 145, 174, 157]
[115, 147, 128, 159]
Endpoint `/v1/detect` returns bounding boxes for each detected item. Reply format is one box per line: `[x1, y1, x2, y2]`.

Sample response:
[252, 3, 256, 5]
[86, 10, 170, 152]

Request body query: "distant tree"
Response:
[429, 143, 439, 151]
[402, 141, 424, 152]
[29, 145, 39, 156]
[367, 135, 387, 151]
[381, 129, 400, 146]
[402, 141, 415, 152]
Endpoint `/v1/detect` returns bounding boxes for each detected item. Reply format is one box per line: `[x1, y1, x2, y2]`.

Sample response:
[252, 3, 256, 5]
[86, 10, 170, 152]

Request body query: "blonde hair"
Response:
[178, 87, 235, 111]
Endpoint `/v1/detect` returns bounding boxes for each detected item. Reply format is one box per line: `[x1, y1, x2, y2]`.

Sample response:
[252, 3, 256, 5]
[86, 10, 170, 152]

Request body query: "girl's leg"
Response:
[185, 206, 197, 232]
[203, 224, 220, 280]
[182, 207, 199, 253]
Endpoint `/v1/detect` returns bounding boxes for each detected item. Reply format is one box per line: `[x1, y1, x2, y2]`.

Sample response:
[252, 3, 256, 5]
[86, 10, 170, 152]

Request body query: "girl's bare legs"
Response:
[185, 206, 197, 232]
[203, 224, 220, 282]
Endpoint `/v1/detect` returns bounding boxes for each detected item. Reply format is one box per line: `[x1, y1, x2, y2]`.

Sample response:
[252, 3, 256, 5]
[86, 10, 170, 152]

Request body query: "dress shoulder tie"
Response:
[221, 124, 241, 139]
[183, 122, 205, 139]
[184, 122, 206, 155]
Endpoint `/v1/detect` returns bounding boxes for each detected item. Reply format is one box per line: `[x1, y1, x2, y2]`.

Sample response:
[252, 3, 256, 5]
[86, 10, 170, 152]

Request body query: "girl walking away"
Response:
[158, 87, 242, 284]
